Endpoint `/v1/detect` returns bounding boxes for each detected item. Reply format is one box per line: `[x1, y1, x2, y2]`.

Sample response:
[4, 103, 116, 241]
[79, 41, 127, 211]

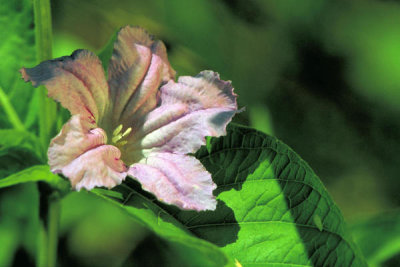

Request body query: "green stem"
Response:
[33, 0, 54, 149]
[0, 85, 25, 131]
[38, 194, 60, 267]
[33, 0, 59, 266]
[46, 198, 60, 267]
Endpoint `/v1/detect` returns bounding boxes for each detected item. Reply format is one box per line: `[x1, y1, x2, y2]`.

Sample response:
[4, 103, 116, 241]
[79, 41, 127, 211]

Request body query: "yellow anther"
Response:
[111, 125, 131, 147]
[113, 124, 123, 136]
[121, 127, 132, 137]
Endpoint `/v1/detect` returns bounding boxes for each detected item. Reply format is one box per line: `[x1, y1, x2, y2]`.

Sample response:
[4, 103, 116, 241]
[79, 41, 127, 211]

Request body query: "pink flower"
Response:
[20, 26, 237, 211]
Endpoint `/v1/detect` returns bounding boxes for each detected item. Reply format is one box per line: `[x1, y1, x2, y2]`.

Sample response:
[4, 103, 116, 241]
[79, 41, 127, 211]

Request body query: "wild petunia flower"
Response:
[20, 26, 237, 211]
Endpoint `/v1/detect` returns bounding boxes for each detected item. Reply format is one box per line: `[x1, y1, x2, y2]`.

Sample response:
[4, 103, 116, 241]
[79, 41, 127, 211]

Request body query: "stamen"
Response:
[121, 127, 132, 137]
[112, 134, 123, 144]
[111, 125, 132, 148]
[113, 124, 123, 136]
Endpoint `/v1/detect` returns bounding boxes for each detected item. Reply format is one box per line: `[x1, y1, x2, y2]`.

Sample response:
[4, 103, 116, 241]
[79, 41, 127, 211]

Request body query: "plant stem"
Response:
[38, 192, 60, 267]
[0, 85, 25, 131]
[33, 0, 59, 266]
[33, 0, 55, 149]
[46, 198, 60, 267]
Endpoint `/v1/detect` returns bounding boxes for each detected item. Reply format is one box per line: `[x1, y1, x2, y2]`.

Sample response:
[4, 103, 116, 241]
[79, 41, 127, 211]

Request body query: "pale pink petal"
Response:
[107, 26, 175, 126]
[20, 50, 109, 123]
[122, 71, 237, 163]
[128, 153, 217, 211]
[48, 115, 126, 190]
[63, 145, 127, 191]
[48, 115, 106, 170]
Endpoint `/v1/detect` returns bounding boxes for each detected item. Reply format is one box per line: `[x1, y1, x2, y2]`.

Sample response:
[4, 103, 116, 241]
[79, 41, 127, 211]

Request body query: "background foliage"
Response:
[1, 0, 400, 266]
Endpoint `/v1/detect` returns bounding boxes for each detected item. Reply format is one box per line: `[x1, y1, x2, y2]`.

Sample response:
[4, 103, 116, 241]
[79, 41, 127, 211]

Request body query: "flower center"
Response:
[111, 124, 132, 148]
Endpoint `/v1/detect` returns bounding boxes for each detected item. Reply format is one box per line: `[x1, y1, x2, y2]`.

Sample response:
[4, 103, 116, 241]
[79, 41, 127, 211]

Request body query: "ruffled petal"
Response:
[62, 145, 127, 191]
[48, 115, 126, 190]
[107, 26, 175, 126]
[20, 50, 109, 123]
[128, 153, 216, 211]
[123, 71, 237, 163]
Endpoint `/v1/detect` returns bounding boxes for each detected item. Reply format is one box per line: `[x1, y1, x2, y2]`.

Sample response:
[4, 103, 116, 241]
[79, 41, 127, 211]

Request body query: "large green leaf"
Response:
[96, 124, 365, 266]
[350, 211, 400, 267]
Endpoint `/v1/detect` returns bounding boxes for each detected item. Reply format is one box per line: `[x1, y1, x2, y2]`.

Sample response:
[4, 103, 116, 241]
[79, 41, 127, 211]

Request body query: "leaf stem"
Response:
[33, 0, 55, 149]
[0, 85, 25, 131]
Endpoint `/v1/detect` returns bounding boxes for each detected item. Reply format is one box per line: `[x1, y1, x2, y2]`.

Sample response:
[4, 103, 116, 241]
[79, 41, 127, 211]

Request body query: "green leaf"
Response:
[97, 30, 117, 74]
[0, 165, 70, 193]
[0, 0, 36, 129]
[96, 124, 365, 266]
[350, 211, 400, 267]
[0, 129, 44, 177]
[0, 129, 42, 157]
[181, 124, 366, 266]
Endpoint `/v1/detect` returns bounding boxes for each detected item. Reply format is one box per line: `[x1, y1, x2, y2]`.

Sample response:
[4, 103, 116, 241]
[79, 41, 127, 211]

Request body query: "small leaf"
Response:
[0, 129, 42, 157]
[0, 130, 44, 177]
[313, 215, 323, 232]
[97, 30, 117, 73]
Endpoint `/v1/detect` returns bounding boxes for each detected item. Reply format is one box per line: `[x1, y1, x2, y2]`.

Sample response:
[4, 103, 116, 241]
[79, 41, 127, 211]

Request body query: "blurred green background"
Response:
[2, 0, 400, 266]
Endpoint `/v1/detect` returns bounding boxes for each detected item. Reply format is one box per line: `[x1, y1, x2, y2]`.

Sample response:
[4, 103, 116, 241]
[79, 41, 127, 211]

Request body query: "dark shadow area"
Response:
[220, 0, 267, 26]
[268, 39, 367, 180]
[122, 234, 171, 267]
[383, 254, 400, 267]
[0, 148, 42, 177]
[57, 235, 86, 267]
[267, 38, 400, 205]
[12, 247, 35, 267]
